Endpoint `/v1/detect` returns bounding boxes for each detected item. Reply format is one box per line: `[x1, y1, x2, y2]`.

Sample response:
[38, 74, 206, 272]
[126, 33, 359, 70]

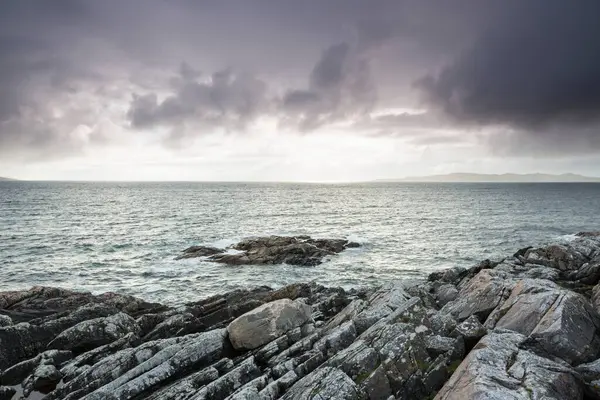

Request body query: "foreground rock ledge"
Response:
[2, 232, 600, 399]
[175, 235, 361, 266]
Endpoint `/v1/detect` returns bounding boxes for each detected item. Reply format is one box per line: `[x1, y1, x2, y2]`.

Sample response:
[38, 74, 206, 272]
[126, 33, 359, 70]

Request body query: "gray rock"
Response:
[175, 245, 224, 260]
[441, 269, 514, 322]
[48, 312, 140, 352]
[0, 314, 12, 327]
[451, 315, 487, 349]
[489, 280, 600, 365]
[425, 335, 465, 360]
[281, 367, 361, 399]
[434, 331, 583, 400]
[0, 387, 16, 400]
[188, 356, 261, 400]
[435, 284, 458, 307]
[1, 349, 72, 385]
[23, 363, 62, 395]
[227, 299, 312, 350]
[524, 244, 587, 271]
[83, 329, 228, 400]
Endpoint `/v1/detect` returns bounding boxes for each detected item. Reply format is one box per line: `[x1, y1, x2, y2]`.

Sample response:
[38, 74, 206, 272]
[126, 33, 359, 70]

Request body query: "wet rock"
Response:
[178, 236, 359, 266]
[227, 299, 312, 350]
[47, 312, 141, 353]
[175, 245, 224, 260]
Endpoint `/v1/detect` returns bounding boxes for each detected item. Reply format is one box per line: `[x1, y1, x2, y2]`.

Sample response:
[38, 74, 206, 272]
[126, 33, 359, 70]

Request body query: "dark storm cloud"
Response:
[280, 40, 378, 131]
[127, 68, 270, 133]
[418, 0, 600, 152]
[3, 0, 600, 161]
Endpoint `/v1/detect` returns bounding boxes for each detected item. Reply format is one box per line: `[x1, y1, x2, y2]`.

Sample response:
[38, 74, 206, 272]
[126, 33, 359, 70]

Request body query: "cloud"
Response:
[280, 41, 378, 131]
[417, 0, 600, 152]
[127, 67, 271, 146]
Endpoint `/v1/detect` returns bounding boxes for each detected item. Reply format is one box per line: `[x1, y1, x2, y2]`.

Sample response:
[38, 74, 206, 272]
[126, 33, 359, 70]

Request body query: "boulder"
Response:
[227, 299, 312, 350]
[47, 312, 141, 352]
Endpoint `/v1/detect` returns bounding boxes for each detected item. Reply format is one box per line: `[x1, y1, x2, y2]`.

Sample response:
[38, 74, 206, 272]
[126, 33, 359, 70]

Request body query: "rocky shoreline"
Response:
[2, 233, 600, 399]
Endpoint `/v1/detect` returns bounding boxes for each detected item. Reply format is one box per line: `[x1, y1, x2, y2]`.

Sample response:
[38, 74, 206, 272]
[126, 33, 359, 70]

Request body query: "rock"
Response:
[0, 387, 16, 400]
[434, 331, 583, 400]
[0, 314, 12, 327]
[1, 349, 72, 385]
[175, 245, 224, 260]
[48, 312, 141, 352]
[451, 315, 486, 351]
[441, 269, 513, 322]
[281, 367, 361, 399]
[575, 358, 600, 398]
[24, 363, 63, 395]
[487, 280, 600, 365]
[227, 299, 312, 350]
[524, 244, 587, 271]
[177, 236, 360, 266]
[425, 335, 465, 360]
[434, 284, 459, 307]
[3, 233, 600, 399]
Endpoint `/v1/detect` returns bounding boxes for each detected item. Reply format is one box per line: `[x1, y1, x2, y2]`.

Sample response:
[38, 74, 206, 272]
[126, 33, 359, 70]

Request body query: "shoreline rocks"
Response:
[175, 235, 361, 266]
[2, 232, 600, 399]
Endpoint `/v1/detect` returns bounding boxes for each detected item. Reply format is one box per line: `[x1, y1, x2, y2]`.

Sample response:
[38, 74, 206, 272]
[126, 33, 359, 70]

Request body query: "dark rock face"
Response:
[176, 235, 360, 266]
[3, 233, 600, 399]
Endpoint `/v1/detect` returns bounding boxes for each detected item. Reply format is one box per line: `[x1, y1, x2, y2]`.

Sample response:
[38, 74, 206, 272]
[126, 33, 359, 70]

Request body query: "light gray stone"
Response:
[434, 331, 583, 400]
[47, 312, 140, 352]
[227, 299, 312, 350]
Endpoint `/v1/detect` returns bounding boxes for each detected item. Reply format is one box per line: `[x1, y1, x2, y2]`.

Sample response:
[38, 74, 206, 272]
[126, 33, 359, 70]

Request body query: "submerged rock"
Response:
[176, 235, 360, 266]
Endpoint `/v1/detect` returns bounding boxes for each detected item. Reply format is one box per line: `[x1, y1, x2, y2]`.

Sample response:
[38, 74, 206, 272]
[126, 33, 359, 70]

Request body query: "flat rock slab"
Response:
[176, 236, 360, 266]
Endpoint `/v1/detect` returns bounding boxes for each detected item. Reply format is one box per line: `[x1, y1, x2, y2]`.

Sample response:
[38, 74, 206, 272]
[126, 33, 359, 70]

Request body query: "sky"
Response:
[1, 0, 600, 181]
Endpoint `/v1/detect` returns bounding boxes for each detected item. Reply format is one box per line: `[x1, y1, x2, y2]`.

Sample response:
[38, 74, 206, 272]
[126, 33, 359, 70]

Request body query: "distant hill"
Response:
[0, 176, 17, 181]
[376, 173, 600, 183]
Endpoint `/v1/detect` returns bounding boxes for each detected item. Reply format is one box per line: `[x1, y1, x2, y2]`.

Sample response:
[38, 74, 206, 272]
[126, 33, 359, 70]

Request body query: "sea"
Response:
[1, 181, 599, 305]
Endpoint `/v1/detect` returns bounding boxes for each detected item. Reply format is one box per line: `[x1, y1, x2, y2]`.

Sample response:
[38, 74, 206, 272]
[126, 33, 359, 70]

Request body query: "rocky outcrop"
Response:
[176, 235, 360, 266]
[2, 232, 600, 399]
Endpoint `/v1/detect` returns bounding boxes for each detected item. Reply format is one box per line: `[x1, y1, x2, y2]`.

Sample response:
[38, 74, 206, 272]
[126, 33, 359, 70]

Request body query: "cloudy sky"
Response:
[1, 0, 600, 181]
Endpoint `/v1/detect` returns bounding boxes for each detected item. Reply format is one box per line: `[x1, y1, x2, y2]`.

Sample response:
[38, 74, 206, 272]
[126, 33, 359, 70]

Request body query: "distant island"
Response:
[375, 173, 600, 183]
[0, 176, 17, 181]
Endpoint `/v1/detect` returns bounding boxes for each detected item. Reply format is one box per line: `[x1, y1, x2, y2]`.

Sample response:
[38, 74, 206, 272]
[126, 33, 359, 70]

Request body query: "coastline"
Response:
[1, 232, 600, 399]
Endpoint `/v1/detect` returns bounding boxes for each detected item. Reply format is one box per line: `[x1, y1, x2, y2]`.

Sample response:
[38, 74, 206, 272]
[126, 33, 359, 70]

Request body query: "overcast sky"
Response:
[1, 0, 600, 181]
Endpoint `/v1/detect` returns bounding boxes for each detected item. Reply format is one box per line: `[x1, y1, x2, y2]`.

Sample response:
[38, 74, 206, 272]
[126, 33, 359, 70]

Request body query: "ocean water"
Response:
[1, 181, 599, 305]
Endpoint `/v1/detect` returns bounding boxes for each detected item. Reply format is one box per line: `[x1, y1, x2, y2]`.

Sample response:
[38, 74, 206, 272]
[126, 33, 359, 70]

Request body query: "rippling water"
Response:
[1, 181, 599, 304]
